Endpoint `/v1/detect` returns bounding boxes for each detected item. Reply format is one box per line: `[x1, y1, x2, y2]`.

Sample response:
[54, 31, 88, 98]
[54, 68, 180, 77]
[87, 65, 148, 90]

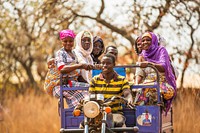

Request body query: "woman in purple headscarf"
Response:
[134, 32, 176, 114]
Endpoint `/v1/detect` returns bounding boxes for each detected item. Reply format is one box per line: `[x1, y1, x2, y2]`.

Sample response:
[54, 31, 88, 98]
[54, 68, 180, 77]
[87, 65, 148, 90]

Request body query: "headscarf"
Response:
[93, 36, 105, 56]
[74, 30, 93, 57]
[73, 30, 94, 83]
[134, 36, 142, 55]
[141, 32, 177, 112]
[59, 29, 76, 40]
[141, 32, 176, 90]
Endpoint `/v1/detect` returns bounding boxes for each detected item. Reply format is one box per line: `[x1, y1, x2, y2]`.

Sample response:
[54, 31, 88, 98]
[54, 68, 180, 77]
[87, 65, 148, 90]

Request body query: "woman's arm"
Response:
[60, 64, 93, 74]
[148, 62, 165, 72]
[138, 61, 165, 73]
[135, 75, 143, 84]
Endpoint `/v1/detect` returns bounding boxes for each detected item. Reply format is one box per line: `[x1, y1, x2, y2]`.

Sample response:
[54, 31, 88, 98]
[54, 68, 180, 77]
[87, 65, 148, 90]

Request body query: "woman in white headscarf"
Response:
[74, 30, 94, 83]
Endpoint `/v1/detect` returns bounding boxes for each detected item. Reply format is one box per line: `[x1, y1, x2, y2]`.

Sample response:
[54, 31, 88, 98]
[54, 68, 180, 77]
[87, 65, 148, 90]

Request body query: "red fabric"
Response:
[68, 80, 72, 87]
[58, 65, 64, 71]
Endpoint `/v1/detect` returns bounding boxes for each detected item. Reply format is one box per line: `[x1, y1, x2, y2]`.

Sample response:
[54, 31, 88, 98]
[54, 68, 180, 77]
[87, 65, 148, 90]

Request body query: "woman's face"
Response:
[136, 38, 143, 51]
[92, 41, 103, 56]
[61, 37, 74, 51]
[142, 36, 152, 50]
[81, 37, 91, 50]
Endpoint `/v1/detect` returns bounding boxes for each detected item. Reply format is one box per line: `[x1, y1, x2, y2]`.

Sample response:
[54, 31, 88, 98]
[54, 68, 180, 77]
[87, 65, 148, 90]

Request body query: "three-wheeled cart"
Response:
[59, 65, 173, 133]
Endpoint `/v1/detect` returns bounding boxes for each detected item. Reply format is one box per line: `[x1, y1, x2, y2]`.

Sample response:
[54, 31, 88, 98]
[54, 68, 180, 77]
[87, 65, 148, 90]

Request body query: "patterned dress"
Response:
[135, 67, 175, 109]
[53, 47, 89, 108]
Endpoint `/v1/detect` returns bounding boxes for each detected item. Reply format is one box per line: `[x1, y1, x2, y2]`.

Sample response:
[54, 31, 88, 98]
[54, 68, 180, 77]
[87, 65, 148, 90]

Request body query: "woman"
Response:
[74, 30, 94, 83]
[91, 36, 105, 64]
[135, 32, 176, 113]
[134, 36, 142, 55]
[54, 29, 93, 108]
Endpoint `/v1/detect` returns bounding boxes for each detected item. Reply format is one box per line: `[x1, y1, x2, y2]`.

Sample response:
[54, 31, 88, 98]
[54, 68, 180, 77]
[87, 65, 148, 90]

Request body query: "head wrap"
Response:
[74, 30, 93, 57]
[73, 30, 93, 83]
[140, 32, 177, 112]
[82, 31, 91, 39]
[142, 32, 152, 39]
[59, 29, 76, 40]
[93, 36, 104, 46]
[93, 36, 105, 55]
[134, 36, 142, 55]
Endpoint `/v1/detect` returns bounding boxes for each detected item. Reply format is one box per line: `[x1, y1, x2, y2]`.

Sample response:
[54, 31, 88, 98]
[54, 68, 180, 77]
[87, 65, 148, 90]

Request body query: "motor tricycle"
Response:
[72, 94, 138, 133]
[59, 65, 173, 133]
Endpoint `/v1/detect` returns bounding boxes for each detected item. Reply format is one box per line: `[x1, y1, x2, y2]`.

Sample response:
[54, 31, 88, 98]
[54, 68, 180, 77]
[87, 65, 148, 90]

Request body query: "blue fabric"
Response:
[92, 67, 126, 77]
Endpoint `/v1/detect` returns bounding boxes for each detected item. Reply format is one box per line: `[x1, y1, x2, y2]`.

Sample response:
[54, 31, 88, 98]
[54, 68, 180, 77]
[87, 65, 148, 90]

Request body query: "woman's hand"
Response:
[86, 64, 94, 70]
[81, 64, 93, 70]
[137, 61, 149, 68]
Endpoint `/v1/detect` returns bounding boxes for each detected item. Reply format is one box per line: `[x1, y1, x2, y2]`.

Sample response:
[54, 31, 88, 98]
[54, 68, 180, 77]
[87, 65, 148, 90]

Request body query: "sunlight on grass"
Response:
[173, 88, 200, 133]
[1, 88, 200, 133]
[2, 93, 60, 133]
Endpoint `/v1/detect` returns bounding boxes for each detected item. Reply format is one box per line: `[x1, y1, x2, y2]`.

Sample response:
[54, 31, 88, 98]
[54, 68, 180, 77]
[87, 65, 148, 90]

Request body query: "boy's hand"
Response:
[93, 64, 103, 70]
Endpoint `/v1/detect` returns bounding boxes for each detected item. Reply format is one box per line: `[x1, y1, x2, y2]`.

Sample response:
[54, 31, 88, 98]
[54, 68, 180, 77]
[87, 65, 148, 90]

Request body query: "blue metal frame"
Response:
[59, 65, 172, 133]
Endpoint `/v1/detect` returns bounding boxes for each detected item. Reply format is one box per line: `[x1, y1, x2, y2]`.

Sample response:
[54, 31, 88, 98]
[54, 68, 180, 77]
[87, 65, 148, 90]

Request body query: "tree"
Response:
[66, 0, 200, 88]
[0, 0, 199, 94]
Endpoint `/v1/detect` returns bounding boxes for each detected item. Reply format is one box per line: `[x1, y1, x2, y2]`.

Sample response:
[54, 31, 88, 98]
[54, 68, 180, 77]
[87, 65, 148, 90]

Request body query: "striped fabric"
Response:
[89, 72, 130, 113]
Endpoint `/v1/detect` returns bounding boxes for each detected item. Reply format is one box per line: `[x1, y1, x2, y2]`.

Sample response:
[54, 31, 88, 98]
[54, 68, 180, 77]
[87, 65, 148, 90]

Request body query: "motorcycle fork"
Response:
[84, 116, 89, 133]
[101, 111, 107, 133]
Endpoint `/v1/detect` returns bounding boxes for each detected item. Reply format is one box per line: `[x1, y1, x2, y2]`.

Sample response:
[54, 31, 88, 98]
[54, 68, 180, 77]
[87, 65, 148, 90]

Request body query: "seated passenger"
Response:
[134, 34, 179, 79]
[92, 45, 126, 77]
[54, 29, 93, 108]
[134, 32, 177, 114]
[105, 45, 118, 60]
[134, 36, 142, 55]
[74, 30, 95, 83]
[89, 53, 133, 127]
[44, 57, 89, 96]
[91, 36, 105, 64]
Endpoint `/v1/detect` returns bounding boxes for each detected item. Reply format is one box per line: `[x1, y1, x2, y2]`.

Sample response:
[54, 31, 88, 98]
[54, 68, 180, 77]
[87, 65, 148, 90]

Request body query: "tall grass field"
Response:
[1, 88, 200, 133]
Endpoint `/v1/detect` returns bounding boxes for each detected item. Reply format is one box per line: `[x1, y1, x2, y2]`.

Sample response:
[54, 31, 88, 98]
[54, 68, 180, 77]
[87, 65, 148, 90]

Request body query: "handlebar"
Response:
[104, 96, 136, 110]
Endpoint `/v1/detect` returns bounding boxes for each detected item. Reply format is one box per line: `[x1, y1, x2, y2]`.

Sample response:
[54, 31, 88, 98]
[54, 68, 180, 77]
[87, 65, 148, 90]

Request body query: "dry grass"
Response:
[1, 93, 60, 133]
[1, 88, 200, 133]
[173, 88, 200, 133]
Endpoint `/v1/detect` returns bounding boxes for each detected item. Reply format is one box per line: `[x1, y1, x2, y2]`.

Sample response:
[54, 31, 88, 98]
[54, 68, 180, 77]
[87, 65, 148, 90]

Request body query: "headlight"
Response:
[83, 101, 100, 118]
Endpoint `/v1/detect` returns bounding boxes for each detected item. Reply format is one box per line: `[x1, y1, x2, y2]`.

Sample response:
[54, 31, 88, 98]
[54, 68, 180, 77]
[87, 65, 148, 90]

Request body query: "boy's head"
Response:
[47, 58, 55, 69]
[105, 45, 118, 59]
[101, 53, 116, 74]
